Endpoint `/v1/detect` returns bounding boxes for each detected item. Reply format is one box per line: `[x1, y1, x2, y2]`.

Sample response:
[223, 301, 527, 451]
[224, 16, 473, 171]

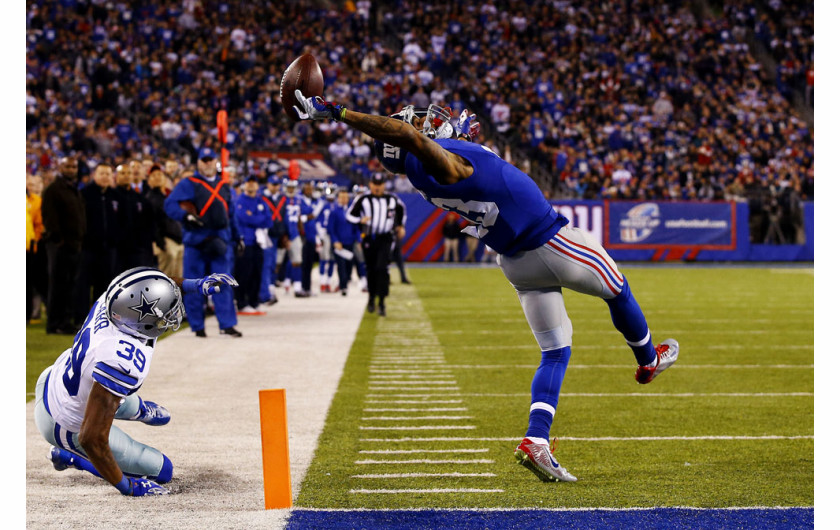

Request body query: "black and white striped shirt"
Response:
[346, 193, 406, 237]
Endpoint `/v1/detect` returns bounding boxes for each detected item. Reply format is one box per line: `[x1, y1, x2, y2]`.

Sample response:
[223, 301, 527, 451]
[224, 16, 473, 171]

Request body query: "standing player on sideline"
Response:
[316, 182, 338, 292]
[294, 91, 679, 482]
[34, 267, 237, 496]
[259, 175, 287, 305]
[281, 177, 306, 297]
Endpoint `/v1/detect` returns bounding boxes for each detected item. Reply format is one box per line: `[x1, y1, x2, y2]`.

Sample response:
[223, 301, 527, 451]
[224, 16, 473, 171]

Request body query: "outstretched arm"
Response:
[295, 91, 472, 185]
[343, 110, 466, 183]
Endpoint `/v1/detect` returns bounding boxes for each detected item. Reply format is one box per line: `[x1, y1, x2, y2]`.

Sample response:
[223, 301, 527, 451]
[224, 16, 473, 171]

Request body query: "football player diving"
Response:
[34, 267, 237, 496]
[294, 91, 679, 483]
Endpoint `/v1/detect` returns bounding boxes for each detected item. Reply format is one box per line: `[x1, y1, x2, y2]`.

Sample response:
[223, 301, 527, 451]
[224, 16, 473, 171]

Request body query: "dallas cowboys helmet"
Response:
[104, 267, 185, 340]
[374, 104, 455, 174]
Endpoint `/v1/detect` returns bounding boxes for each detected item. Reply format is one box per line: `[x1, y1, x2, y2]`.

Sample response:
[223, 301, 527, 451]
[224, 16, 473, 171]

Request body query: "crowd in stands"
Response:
[26, 0, 814, 293]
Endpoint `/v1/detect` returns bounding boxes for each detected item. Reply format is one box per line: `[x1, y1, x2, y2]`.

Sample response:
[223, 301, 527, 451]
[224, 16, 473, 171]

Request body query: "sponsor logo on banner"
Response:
[606, 201, 736, 250]
[619, 203, 661, 243]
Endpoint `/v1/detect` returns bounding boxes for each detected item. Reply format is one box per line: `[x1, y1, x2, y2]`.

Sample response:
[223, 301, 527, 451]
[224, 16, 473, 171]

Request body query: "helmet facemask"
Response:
[393, 105, 454, 139]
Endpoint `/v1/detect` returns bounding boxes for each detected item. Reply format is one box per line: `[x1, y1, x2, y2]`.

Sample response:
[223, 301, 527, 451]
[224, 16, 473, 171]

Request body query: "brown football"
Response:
[179, 201, 198, 215]
[280, 53, 324, 121]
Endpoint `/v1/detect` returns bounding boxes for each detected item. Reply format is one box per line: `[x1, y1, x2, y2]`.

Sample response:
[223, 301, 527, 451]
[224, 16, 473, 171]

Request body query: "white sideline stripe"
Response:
[457, 392, 814, 398]
[369, 370, 453, 374]
[369, 375, 453, 379]
[361, 416, 473, 421]
[370, 359, 446, 368]
[351, 473, 496, 478]
[358, 449, 489, 454]
[367, 388, 461, 398]
[368, 381, 457, 385]
[458, 344, 813, 351]
[355, 459, 494, 465]
[359, 425, 476, 430]
[371, 354, 445, 358]
[364, 408, 468, 412]
[435, 329, 813, 335]
[365, 400, 464, 404]
[350, 488, 504, 494]
[446, 364, 815, 370]
[293, 506, 812, 512]
[359, 435, 813, 442]
[368, 388, 461, 392]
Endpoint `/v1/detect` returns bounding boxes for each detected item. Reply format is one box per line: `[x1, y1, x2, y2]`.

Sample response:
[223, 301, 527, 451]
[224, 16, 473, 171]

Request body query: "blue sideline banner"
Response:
[400, 195, 812, 262]
[605, 201, 736, 250]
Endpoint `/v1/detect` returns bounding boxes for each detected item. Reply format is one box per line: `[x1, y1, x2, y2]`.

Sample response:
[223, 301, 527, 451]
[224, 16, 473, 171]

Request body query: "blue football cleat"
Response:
[138, 400, 171, 426]
[49, 446, 75, 471]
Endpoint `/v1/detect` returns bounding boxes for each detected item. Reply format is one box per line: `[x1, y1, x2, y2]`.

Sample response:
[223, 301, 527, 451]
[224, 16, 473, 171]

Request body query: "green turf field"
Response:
[296, 266, 813, 509]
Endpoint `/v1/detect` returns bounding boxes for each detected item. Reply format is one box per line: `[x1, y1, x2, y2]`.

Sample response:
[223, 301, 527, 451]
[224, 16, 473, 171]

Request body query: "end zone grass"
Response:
[296, 266, 813, 509]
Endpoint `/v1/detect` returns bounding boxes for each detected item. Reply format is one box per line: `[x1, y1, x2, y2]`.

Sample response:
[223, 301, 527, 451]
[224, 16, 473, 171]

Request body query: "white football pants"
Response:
[498, 225, 625, 352]
[33, 367, 167, 478]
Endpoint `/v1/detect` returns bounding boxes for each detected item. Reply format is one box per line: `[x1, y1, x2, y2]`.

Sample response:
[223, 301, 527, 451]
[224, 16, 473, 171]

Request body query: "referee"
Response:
[346, 174, 406, 316]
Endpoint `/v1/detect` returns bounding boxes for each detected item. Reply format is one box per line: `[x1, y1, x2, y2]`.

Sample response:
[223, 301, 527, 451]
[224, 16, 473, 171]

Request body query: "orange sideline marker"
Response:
[259, 389, 292, 509]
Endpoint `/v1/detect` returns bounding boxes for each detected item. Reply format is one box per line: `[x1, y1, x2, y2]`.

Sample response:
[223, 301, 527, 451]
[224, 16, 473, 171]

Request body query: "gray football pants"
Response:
[498, 225, 624, 352]
[34, 367, 166, 478]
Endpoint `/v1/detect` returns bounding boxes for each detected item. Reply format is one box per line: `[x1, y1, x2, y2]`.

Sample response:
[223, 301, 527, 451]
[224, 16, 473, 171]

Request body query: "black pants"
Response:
[118, 246, 156, 273]
[362, 233, 393, 305]
[392, 237, 408, 282]
[75, 247, 117, 324]
[45, 241, 81, 332]
[335, 251, 353, 291]
[301, 239, 317, 293]
[235, 243, 264, 309]
[26, 251, 36, 322]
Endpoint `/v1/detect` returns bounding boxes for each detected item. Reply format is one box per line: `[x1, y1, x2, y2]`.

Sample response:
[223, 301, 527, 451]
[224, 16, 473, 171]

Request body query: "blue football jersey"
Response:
[405, 139, 569, 256]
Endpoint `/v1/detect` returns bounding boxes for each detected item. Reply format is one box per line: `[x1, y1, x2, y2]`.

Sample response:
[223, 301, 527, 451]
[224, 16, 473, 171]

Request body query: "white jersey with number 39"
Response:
[45, 294, 157, 433]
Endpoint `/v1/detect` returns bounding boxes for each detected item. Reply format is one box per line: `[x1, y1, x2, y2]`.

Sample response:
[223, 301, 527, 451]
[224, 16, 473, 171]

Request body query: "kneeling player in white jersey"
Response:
[295, 92, 679, 483]
[34, 267, 237, 496]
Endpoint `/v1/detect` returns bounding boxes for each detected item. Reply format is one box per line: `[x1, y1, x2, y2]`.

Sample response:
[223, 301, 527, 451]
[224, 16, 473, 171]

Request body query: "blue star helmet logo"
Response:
[129, 293, 160, 321]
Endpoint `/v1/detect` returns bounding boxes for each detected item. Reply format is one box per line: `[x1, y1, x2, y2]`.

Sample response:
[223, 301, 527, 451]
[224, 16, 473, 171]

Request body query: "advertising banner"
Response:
[605, 201, 736, 250]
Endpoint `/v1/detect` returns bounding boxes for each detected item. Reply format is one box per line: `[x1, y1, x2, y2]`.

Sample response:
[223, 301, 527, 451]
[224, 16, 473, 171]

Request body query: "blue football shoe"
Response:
[49, 446, 76, 471]
[137, 400, 171, 426]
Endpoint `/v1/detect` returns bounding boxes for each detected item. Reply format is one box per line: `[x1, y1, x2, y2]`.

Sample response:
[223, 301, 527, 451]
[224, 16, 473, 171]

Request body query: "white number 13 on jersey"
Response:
[430, 197, 499, 237]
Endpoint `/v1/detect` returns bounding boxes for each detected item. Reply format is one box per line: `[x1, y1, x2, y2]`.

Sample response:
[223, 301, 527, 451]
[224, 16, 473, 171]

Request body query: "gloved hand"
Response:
[455, 110, 481, 141]
[294, 89, 345, 121]
[116, 476, 170, 496]
[236, 238, 246, 257]
[199, 273, 238, 295]
[182, 273, 239, 295]
[184, 213, 204, 230]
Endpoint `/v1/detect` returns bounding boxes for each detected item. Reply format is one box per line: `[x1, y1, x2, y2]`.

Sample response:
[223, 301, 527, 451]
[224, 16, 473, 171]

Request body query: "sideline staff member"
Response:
[346, 174, 405, 316]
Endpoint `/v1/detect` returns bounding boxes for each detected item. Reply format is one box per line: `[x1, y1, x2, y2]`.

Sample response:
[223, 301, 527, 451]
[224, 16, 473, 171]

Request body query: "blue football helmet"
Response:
[374, 104, 455, 174]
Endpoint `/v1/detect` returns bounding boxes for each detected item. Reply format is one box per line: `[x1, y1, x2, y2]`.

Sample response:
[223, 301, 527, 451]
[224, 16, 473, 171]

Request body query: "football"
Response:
[280, 53, 324, 121]
[179, 201, 197, 215]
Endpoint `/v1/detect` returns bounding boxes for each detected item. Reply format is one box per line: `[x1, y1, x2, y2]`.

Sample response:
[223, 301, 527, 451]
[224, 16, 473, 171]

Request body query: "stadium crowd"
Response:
[26, 0, 813, 323]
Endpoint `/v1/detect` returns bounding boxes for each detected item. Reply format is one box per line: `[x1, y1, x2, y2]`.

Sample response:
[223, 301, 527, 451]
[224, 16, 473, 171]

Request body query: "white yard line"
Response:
[359, 425, 477, 431]
[446, 364, 814, 369]
[364, 408, 469, 412]
[365, 396, 464, 405]
[350, 488, 505, 494]
[351, 473, 496, 478]
[355, 459, 495, 465]
[455, 392, 814, 398]
[358, 449, 489, 454]
[359, 435, 814, 442]
[361, 416, 473, 421]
